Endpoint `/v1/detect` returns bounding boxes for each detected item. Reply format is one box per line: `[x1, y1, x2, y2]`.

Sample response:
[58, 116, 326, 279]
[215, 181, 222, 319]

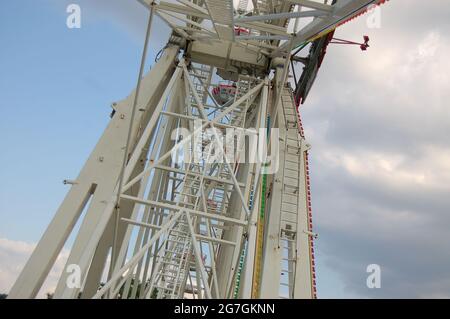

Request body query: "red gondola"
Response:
[212, 83, 236, 105]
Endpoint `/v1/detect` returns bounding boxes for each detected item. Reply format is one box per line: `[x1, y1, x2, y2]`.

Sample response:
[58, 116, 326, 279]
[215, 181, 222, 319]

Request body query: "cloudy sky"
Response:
[1, 0, 450, 298]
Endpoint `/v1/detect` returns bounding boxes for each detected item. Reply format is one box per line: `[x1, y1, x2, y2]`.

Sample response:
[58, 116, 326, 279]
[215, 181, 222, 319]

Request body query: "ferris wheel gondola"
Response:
[212, 83, 237, 105]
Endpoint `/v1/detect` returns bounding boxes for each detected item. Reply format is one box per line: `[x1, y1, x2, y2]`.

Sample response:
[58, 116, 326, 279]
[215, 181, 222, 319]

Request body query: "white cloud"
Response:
[299, 0, 450, 297]
[0, 238, 68, 298]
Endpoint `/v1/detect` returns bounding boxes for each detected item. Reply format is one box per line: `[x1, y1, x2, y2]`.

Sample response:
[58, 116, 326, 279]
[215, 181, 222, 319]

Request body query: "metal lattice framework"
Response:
[9, 0, 388, 299]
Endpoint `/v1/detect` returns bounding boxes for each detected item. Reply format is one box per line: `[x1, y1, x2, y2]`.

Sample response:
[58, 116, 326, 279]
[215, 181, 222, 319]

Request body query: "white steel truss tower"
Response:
[9, 0, 388, 299]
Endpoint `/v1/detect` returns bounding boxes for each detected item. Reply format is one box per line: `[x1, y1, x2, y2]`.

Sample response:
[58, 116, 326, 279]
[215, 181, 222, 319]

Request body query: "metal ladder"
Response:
[150, 168, 203, 299]
[151, 68, 259, 298]
[190, 64, 213, 114]
[229, 75, 257, 128]
[255, 0, 270, 15]
[153, 216, 193, 299]
[278, 87, 303, 298]
[237, 0, 249, 13]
